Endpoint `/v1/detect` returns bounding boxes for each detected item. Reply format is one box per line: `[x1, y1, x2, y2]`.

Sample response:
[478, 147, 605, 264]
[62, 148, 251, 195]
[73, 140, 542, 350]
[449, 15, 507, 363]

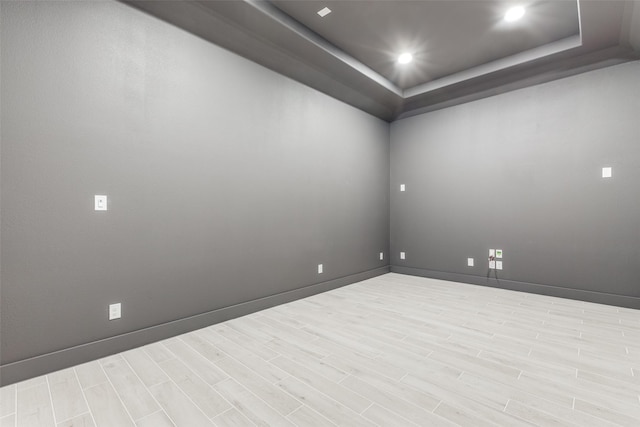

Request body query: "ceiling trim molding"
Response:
[124, 0, 640, 122]
[397, 44, 636, 121]
[404, 35, 583, 98]
[245, 0, 403, 97]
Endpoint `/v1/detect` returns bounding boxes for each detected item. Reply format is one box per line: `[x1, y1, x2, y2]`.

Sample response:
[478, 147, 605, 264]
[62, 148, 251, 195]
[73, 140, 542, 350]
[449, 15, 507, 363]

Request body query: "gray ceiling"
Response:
[126, 0, 640, 121]
[271, 0, 580, 89]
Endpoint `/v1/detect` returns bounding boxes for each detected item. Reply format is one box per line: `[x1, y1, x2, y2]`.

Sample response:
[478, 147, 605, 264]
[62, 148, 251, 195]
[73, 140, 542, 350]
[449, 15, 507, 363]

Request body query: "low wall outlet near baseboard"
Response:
[109, 303, 121, 320]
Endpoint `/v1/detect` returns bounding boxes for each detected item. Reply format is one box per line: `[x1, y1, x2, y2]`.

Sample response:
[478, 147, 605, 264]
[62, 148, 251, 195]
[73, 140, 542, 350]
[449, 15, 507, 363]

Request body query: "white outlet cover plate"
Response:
[318, 264, 323, 274]
[495, 249, 503, 259]
[317, 6, 331, 17]
[109, 303, 121, 320]
[496, 261, 503, 270]
[379, 252, 384, 260]
[95, 195, 107, 211]
[400, 184, 406, 192]
[489, 260, 496, 269]
[602, 167, 612, 178]
[467, 258, 474, 267]
[400, 252, 406, 260]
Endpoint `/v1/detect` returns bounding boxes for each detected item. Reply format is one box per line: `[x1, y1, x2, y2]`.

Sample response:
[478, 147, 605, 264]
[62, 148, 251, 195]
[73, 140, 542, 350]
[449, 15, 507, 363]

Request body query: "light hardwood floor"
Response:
[1, 273, 639, 426]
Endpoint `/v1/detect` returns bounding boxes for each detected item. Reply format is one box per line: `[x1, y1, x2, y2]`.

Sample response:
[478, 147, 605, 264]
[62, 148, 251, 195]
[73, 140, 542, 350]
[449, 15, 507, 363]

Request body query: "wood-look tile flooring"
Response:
[1, 273, 639, 426]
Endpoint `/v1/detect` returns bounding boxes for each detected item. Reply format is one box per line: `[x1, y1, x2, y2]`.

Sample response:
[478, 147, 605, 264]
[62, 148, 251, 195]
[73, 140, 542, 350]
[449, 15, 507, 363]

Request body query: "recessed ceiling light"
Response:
[397, 52, 413, 65]
[317, 7, 332, 18]
[504, 6, 526, 22]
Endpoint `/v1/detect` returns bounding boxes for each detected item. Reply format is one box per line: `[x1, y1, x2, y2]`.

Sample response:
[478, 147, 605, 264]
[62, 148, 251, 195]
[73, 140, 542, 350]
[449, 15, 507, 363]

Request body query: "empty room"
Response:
[1, 0, 639, 426]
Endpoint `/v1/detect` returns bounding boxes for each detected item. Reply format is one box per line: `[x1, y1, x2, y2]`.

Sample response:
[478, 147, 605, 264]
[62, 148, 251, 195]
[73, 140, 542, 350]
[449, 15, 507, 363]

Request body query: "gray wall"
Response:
[390, 61, 640, 307]
[0, 1, 390, 383]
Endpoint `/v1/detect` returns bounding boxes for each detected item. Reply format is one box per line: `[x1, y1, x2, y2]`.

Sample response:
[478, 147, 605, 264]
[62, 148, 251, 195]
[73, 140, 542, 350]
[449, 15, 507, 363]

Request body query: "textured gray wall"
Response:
[391, 61, 640, 304]
[0, 1, 389, 369]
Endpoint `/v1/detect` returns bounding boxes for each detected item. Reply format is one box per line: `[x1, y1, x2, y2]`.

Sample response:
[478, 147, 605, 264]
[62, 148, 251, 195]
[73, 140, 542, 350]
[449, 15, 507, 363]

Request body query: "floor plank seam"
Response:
[44, 374, 57, 425]
[97, 358, 138, 425]
[119, 354, 174, 424]
[72, 368, 97, 427]
[154, 344, 230, 424]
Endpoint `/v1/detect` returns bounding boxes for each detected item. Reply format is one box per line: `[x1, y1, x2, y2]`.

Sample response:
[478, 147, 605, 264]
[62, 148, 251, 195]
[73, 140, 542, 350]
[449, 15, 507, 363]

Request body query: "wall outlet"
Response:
[95, 195, 107, 211]
[496, 261, 503, 270]
[495, 249, 503, 259]
[400, 184, 406, 192]
[109, 303, 121, 320]
[467, 257, 474, 267]
[379, 252, 384, 260]
[400, 251, 406, 260]
[317, 264, 323, 274]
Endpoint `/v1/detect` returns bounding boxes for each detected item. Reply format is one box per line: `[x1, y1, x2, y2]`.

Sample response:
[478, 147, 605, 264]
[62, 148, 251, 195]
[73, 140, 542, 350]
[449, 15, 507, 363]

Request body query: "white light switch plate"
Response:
[109, 303, 121, 320]
[467, 258, 474, 267]
[95, 195, 107, 211]
[400, 252, 406, 260]
[602, 167, 612, 178]
[318, 264, 323, 274]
